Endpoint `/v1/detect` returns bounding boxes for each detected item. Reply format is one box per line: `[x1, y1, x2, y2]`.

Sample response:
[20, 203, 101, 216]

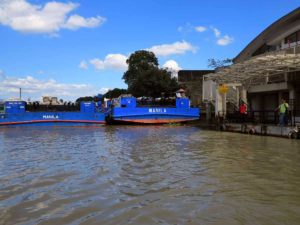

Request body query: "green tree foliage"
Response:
[123, 50, 179, 97]
[75, 96, 103, 103]
[103, 88, 128, 99]
[208, 58, 232, 69]
[75, 90, 127, 103]
[75, 96, 94, 103]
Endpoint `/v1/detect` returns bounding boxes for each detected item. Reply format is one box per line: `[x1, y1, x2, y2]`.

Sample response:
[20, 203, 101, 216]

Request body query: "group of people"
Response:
[238, 98, 290, 126]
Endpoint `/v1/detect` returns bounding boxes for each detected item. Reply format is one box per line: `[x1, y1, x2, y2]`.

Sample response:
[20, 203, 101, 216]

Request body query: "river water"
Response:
[0, 126, 299, 225]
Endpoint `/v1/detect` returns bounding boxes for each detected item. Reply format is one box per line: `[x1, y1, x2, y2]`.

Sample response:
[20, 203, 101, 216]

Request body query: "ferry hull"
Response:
[0, 112, 106, 126]
[108, 107, 200, 124]
[111, 118, 198, 124]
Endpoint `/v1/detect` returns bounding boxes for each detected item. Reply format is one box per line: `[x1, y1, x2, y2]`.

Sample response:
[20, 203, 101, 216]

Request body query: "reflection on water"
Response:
[0, 126, 300, 225]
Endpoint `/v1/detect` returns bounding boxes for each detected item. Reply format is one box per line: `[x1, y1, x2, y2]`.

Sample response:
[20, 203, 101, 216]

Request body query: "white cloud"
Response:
[211, 27, 221, 38]
[178, 23, 207, 34]
[0, 70, 6, 81]
[99, 87, 110, 94]
[217, 35, 234, 46]
[79, 60, 88, 69]
[177, 23, 193, 33]
[64, 14, 106, 30]
[210, 26, 234, 46]
[37, 70, 45, 75]
[0, 0, 105, 34]
[195, 26, 207, 32]
[84, 41, 195, 72]
[147, 41, 197, 56]
[89, 54, 128, 71]
[0, 72, 106, 100]
[163, 60, 182, 78]
[177, 26, 184, 32]
[177, 24, 233, 46]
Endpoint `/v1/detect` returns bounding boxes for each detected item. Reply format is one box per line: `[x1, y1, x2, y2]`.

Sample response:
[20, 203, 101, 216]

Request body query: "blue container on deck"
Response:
[176, 98, 190, 108]
[5, 101, 25, 113]
[80, 102, 95, 113]
[120, 97, 136, 108]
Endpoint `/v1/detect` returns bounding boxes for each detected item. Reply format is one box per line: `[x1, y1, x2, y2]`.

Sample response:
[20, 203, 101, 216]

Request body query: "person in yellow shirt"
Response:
[275, 98, 289, 126]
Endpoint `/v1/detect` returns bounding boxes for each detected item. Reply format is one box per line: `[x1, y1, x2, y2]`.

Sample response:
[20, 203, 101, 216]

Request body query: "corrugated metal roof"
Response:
[204, 45, 300, 85]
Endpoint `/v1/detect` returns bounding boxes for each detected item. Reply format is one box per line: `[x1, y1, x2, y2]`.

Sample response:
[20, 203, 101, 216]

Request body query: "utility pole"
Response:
[19, 88, 22, 100]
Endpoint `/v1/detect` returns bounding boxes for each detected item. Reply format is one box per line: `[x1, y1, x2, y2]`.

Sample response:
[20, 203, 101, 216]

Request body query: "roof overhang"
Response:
[204, 46, 300, 85]
[234, 7, 300, 63]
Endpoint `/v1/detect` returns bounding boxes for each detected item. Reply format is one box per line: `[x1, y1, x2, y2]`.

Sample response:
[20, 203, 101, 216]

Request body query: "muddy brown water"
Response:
[0, 126, 300, 225]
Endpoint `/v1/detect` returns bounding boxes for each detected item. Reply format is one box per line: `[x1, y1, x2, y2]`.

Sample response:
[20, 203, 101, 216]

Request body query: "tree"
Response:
[103, 88, 128, 99]
[75, 96, 94, 103]
[208, 58, 232, 69]
[123, 50, 158, 86]
[122, 50, 179, 97]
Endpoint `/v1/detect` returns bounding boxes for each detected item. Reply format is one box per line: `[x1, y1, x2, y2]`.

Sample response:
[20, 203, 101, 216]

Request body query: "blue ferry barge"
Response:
[0, 101, 106, 126]
[106, 96, 200, 124]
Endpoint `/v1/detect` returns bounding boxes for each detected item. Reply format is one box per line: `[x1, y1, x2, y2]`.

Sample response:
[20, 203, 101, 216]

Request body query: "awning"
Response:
[204, 46, 300, 85]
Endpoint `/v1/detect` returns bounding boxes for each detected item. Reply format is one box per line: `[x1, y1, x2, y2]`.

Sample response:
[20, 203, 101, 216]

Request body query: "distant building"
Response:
[42, 96, 60, 105]
[178, 70, 214, 106]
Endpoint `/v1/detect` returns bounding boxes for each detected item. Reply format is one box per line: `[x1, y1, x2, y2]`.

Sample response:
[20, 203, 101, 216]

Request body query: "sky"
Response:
[0, 0, 299, 101]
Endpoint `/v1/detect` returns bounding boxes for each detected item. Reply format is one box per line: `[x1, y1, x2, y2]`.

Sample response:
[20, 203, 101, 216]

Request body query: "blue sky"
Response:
[0, 0, 299, 101]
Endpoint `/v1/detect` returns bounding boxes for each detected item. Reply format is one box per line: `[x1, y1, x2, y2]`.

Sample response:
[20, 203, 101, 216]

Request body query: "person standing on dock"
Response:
[239, 101, 247, 122]
[276, 98, 289, 126]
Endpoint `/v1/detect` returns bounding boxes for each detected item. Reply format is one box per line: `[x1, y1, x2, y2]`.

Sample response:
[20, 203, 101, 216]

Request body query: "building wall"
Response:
[248, 93, 279, 111]
[178, 70, 214, 106]
[180, 80, 202, 106]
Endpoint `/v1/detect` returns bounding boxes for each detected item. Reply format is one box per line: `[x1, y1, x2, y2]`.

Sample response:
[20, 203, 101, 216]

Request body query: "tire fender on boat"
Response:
[248, 127, 256, 135]
[288, 130, 298, 139]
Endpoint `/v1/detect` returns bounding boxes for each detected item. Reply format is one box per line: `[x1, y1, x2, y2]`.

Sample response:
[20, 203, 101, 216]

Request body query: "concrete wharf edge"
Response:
[220, 123, 299, 139]
[188, 120, 299, 139]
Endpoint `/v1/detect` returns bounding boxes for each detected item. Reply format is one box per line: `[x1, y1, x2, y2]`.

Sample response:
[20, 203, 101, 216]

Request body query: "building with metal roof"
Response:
[203, 7, 300, 125]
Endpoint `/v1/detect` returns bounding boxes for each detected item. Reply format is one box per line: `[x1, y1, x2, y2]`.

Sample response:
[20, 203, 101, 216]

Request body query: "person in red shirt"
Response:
[239, 101, 247, 122]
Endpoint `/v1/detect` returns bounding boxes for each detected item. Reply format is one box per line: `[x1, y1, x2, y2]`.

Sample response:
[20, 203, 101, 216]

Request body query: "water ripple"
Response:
[0, 126, 300, 225]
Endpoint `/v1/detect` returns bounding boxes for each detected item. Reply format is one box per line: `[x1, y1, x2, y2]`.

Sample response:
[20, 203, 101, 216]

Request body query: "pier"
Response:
[220, 123, 299, 139]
